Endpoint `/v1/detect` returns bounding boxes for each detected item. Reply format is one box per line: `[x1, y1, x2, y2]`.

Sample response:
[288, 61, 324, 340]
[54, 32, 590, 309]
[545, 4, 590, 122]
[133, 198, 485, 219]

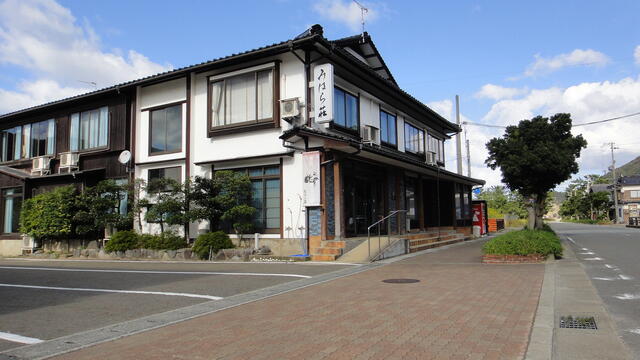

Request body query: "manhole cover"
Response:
[382, 278, 420, 284]
[559, 316, 597, 330]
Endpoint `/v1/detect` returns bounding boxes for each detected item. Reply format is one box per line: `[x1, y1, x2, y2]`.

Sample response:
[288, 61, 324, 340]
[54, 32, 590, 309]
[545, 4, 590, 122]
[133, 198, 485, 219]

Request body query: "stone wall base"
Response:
[482, 254, 547, 264]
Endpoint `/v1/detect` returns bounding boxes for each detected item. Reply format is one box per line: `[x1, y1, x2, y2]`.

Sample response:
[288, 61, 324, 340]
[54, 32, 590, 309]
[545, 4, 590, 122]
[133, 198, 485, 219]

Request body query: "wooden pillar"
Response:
[333, 161, 343, 239]
[320, 153, 327, 241]
[418, 175, 425, 230]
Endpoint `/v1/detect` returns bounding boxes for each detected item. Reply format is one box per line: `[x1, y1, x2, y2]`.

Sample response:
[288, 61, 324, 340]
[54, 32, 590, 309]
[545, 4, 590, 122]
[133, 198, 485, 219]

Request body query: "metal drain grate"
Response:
[559, 316, 597, 330]
[382, 278, 420, 284]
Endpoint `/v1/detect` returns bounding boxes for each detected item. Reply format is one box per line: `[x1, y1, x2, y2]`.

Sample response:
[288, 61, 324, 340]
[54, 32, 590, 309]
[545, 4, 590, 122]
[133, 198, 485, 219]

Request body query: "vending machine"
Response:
[472, 200, 488, 236]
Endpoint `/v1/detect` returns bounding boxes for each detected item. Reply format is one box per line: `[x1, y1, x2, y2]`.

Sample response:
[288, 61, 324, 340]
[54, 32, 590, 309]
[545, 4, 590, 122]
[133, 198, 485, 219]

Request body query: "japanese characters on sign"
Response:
[302, 151, 321, 206]
[313, 63, 334, 124]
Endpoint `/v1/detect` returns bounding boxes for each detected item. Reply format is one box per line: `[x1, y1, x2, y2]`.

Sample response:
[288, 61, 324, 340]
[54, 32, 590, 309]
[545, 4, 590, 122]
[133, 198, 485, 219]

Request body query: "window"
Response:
[1, 119, 55, 161]
[428, 134, 444, 163]
[404, 122, 424, 155]
[380, 110, 397, 146]
[150, 104, 182, 155]
[2, 187, 22, 233]
[210, 69, 273, 127]
[148, 167, 182, 184]
[630, 190, 640, 198]
[234, 165, 280, 233]
[333, 87, 359, 131]
[70, 107, 108, 151]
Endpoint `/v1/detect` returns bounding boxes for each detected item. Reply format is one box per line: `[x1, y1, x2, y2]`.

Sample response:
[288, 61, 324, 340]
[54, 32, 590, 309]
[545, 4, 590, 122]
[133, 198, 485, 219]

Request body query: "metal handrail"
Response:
[367, 210, 407, 259]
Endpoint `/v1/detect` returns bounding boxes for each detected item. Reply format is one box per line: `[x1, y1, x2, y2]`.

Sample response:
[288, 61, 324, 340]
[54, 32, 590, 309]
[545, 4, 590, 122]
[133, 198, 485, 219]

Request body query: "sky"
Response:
[1, 0, 639, 190]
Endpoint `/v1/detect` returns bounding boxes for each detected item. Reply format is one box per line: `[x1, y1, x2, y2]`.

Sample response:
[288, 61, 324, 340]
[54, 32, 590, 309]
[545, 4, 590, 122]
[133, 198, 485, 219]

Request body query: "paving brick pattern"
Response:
[55, 241, 543, 360]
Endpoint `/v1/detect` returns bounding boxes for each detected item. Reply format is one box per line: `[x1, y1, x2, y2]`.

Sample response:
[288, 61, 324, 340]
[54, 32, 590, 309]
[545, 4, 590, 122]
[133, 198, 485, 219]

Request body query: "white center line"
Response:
[0, 331, 43, 344]
[0, 266, 311, 279]
[0, 283, 223, 300]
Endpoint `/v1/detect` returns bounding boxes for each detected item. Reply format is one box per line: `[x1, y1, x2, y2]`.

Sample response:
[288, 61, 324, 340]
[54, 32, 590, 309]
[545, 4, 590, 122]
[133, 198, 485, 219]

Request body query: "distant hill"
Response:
[603, 155, 640, 180]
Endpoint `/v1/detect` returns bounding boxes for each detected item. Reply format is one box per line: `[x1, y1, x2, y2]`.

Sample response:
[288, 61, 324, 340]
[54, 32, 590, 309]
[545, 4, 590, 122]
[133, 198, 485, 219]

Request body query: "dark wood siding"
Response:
[0, 174, 24, 188]
[56, 115, 70, 154]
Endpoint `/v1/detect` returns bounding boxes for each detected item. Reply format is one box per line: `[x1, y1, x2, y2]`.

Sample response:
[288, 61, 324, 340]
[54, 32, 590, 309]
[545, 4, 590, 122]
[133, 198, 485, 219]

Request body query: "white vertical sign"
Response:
[313, 63, 334, 124]
[302, 151, 321, 206]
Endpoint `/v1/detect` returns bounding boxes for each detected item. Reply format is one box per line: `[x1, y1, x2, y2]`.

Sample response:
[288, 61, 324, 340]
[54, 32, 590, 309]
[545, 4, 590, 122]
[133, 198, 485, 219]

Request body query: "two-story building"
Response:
[617, 175, 640, 225]
[0, 24, 484, 260]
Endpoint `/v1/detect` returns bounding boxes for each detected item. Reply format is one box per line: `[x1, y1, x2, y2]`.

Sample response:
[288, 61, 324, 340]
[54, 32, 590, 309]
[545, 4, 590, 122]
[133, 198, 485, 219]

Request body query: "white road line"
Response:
[584, 257, 603, 261]
[619, 274, 634, 280]
[579, 251, 595, 255]
[0, 266, 311, 279]
[605, 264, 616, 269]
[567, 237, 575, 244]
[3, 258, 361, 266]
[582, 248, 589, 251]
[0, 331, 43, 344]
[614, 293, 640, 300]
[0, 283, 222, 300]
[627, 328, 640, 335]
[593, 277, 616, 281]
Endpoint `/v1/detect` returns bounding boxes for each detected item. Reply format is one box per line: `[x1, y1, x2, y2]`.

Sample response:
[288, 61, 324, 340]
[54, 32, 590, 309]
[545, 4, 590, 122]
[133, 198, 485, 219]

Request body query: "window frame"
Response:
[70, 107, 109, 153]
[207, 62, 280, 137]
[630, 190, 640, 199]
[379, 108, 397, 147]
[0, 186, 23, 234]
[147, 166, 183, 184]
[0, 119, 55, 163]
[220, 164, 282, 234]
[403, 122, 425, 156]
[330, 86, 360, 136]
[146, 102, 184, 156]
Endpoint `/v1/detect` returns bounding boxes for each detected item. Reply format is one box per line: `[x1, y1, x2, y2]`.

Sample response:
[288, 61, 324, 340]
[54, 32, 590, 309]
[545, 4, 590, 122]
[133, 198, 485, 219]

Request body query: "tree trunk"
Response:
[527, 193, 547, 230]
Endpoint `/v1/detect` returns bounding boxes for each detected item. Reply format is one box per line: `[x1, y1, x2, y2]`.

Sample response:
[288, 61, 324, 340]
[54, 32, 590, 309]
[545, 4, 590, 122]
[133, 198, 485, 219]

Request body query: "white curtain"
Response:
[13, 127, 21, 160]
[211, 82, 224, 126]
[257, 70, 273, 120]
[70, 113, 79, 151]
[99, 107, 109, 147]
[227, 72, 256, 124]
[46, 119, 55, 155]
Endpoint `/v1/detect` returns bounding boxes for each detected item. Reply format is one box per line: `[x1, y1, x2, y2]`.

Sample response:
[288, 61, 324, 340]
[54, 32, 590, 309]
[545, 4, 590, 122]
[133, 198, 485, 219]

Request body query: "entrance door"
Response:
[343, 161, 386, 237]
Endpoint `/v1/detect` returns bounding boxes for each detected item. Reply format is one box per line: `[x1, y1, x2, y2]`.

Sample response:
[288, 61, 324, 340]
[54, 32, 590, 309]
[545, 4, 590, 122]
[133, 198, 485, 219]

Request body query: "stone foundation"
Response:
[482, 254, 547, 264]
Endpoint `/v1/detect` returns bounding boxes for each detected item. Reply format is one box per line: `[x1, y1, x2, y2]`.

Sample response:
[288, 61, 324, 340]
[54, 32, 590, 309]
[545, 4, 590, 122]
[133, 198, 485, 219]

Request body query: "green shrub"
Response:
[193, 231, 235, 259]
[482, 229, 562, 258]
[20, 185, 76, 239]
[105, 231, 139, 253]
[137, 232, 186, 250]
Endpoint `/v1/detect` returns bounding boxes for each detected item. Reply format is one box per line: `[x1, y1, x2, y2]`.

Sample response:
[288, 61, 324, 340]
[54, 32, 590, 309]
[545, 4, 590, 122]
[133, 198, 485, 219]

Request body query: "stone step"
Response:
[409, 237, 466, 253]
[310, 247, 342, 255]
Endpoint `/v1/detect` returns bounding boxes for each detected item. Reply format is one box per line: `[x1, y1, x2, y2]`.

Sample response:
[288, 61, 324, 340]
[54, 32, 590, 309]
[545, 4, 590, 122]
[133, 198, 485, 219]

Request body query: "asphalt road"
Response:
[0, 259, 354, 352]
[551, 222, 640, 358]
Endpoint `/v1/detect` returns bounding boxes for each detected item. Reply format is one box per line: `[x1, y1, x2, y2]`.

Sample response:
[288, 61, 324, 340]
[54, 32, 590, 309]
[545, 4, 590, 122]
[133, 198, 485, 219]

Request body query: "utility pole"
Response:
[466, 139, 471, 178]
[610, 142, 619, 224]
[455, 95, 463, 175]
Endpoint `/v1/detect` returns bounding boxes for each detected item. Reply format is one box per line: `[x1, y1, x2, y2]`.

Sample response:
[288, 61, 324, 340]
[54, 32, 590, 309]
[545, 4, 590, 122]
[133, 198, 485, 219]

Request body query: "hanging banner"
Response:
[302, 151, 321, 206]
[313, 63, 334, 124]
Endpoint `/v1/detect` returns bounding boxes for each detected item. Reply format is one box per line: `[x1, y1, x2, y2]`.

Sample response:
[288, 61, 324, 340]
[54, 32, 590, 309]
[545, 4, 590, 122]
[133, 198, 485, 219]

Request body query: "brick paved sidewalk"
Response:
[54, 240, 544, 360]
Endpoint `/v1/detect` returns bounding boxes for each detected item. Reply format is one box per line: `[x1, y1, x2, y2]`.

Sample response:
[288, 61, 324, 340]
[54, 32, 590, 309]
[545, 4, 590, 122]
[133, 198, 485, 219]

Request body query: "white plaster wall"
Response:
[139, 78, 186, 109]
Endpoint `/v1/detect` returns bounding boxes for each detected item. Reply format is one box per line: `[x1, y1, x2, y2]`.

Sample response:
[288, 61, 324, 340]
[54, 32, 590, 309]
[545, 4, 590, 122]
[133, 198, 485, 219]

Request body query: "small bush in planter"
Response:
[482, 229, 562, 258]
[105, 231, 139, 253]
[193, 231, 235, 260]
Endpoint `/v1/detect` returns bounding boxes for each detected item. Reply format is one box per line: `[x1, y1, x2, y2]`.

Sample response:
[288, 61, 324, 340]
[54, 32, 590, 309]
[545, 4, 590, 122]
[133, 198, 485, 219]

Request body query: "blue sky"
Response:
[1, 0, 639, 188]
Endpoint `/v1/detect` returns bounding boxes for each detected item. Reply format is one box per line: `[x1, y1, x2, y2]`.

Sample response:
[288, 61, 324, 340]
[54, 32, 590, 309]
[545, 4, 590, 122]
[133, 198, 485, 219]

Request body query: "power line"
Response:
[462, 110, 640, 130]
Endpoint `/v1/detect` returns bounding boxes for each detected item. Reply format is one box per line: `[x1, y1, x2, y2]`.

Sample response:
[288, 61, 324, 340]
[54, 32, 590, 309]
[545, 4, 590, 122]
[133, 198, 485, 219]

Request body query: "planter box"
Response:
[482, 254, 547, 264]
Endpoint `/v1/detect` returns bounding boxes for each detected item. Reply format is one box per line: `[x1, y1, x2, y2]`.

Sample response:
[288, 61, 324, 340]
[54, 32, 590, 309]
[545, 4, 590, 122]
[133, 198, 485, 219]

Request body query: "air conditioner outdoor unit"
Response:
[426, 152, 437, 166]
[362, 125, 379, 145]
[22, 234, 35, 255]
[280, 97, 301, 122]
[59, 152, 79, 173]
[31, 156, 52, 176]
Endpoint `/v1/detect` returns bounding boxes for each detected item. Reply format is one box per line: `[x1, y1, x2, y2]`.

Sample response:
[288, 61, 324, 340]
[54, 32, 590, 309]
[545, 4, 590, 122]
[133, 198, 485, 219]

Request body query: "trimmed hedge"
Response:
[137, 232, 186, 250]
[192, 231, 235, 259]
[105, 230, 139, 252]
[482, 229, 562, 258]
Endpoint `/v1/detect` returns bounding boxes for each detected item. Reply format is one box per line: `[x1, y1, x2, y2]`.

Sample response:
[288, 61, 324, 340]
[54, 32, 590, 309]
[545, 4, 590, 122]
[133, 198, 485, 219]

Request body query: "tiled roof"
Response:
[619, 175, 640, 185]
[0, 24, 458, 133]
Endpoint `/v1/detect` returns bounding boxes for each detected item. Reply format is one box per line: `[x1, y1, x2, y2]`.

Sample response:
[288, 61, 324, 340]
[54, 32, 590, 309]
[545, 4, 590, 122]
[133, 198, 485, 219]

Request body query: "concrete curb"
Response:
[525, 256, 556, 360]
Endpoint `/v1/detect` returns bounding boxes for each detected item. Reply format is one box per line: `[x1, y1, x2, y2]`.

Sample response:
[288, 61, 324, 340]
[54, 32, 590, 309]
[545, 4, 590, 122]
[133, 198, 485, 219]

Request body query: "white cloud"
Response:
[475, 76, 640, 190]
[475, 84, 528, 101]
[313, 0, 380, 32]
[522, 49, 610, 77]
[0, 0, 171, 114]
[634, 45, 640, 65]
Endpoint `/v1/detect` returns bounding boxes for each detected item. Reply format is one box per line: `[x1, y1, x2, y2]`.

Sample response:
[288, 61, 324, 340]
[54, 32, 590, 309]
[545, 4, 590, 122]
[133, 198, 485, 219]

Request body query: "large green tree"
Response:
[477, 186, 528, 219]
[486, 113, 587, 229]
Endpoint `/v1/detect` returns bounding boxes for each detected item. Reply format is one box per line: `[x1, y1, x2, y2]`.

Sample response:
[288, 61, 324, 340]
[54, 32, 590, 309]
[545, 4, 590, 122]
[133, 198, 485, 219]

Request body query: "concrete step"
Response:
[409, 237, 466, 252]
[321, 240, 346, 249]
[310, 247, 342, 255]
[310, 254, 338, 261]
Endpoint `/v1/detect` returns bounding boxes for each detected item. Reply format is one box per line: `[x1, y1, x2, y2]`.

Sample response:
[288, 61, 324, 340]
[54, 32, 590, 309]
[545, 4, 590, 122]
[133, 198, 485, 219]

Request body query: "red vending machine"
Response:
[472, 200, 488, 236]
